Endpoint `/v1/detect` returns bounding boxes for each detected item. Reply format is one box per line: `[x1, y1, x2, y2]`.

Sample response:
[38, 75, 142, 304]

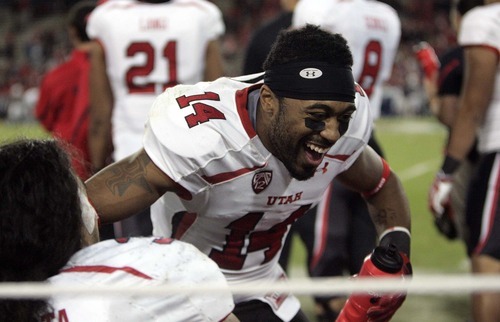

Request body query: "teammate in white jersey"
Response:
[292, 1, 401, 318]
[86, 0, 225, 238]
[429, 1, 500, 321]
[47, 237, 235, 322]
[86, 25, 412, 322]
[0, 138, 236, 322]
[293, 0, 400, 120]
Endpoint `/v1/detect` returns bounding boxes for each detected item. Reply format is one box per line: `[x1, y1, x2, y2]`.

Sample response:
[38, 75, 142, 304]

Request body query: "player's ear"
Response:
[260, 84, 279, 117]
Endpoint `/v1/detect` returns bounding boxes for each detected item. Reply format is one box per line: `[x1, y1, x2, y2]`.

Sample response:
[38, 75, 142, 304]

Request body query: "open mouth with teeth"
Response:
[305, 142, 329, 166]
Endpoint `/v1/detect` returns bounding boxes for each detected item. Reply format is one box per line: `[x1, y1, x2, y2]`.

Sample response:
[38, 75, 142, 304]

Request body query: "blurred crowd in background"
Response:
[0, 0, 456, 122]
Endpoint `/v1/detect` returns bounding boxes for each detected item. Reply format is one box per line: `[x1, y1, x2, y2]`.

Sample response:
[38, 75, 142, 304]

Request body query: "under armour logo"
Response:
[300, 68, 323, 79]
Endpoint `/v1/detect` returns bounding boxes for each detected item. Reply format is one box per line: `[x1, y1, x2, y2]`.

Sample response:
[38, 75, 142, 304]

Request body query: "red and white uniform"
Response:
[458, 3, 500, 153]
[293, 0, 401, 120]
[86, 0, 225, 160]
[46, 237, 234, 322]
[143, 76, 372, 320]
[458, 3, 500, 258]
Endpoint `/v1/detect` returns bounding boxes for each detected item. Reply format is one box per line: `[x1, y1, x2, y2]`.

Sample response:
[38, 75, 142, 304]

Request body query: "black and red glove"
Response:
[428, 155, 461, 239]
[428, 172, 458, 239]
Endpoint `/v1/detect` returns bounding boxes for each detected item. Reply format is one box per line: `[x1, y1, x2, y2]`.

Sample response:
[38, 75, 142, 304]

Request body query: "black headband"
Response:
[264, 61, 355, 103]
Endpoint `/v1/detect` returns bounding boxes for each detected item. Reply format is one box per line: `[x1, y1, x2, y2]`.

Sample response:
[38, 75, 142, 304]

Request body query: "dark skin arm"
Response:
[85, 148, 176, 224]
[337, 146, 411, 235]
[437, 95, 459, 129]
[203, 39, 225, 81]
[447, 46, 497, 161]
[87, 144, 411, 234]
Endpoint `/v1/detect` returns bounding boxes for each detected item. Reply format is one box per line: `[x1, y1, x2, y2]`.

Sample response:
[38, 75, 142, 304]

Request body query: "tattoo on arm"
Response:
[371, 208, 398, 228]
[105, 153, 154, 196]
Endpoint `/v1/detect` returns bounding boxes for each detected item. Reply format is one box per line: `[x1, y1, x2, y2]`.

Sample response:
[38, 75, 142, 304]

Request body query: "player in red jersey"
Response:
[86, 25, 412, 322]
[35, 1, 95, 180]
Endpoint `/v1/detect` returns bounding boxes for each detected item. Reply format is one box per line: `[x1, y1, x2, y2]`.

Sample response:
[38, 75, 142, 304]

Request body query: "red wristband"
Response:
[363, 158, 391, 198]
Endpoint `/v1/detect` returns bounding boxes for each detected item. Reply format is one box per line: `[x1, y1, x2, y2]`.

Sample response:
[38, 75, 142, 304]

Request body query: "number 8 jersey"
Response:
[293, 0, 401, 121]
[143, 75, 372, 321]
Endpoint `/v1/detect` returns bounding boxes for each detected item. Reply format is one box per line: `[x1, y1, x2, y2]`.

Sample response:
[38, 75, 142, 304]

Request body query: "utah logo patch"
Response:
[252, 171, 272, 194]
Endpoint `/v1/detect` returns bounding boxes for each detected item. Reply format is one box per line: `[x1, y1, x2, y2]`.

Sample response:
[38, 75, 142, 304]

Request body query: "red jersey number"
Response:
[176, 92, 226, 128]
[357, 40, 382, 97]
[209, 205, 311, 270]
[125, 41, 177, 94]
[40, 309, 69, 322]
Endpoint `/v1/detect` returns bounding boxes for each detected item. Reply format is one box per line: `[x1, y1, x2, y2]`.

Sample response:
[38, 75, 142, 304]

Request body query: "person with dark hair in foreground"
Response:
[86, 25, 412, 322]
[0, 138, 236, 322]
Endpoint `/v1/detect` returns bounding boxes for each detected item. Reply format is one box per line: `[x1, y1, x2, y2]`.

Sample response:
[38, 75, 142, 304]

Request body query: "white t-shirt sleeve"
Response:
[459, 6, 500, 50]
[144, 88, 206, 193]
[144, 84, 232, 194]
[86, 0, 113, 40]
[202, 1, 226, 40]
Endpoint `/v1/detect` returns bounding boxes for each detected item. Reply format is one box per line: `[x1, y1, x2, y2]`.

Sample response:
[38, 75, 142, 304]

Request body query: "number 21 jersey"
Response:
[86, 0, 225, 159]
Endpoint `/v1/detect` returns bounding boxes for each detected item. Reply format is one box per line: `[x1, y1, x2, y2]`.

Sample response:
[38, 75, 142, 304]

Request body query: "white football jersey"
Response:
[293, 0, 401, 120]
[143, 75, 372, 320]
[86, 0, 225, 160]
[47, 237, 234, 322]
[458, 3, 500, 153]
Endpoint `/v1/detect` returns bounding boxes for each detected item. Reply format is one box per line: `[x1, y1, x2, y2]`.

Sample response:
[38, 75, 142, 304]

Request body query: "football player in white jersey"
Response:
[292, 1, 401, 318]
[48, 237, 236, 322]
[0, 138, 236, 322]
[86, 25, 412, 322]
[86, 0, 225, 238]
[293, 0, 400, 120]
[429, 1, 500, 321]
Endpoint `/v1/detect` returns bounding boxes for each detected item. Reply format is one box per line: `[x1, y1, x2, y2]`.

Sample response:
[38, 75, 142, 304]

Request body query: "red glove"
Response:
[413, 41, 440, 80]
[366, 294, 405, 322]
[428, 172, 457, 239]
[366, 252, 412, 322]
[337, 246, 411, 322]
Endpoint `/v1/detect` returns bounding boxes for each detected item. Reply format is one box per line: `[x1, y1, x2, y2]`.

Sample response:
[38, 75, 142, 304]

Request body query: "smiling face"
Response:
[259, 85, 356, 181]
